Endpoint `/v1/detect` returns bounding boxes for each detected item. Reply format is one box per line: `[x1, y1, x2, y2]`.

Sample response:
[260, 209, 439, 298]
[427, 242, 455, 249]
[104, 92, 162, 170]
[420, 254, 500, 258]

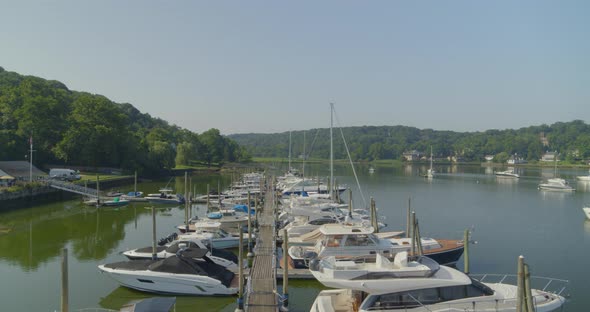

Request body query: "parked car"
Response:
[49, 168, 81, 181]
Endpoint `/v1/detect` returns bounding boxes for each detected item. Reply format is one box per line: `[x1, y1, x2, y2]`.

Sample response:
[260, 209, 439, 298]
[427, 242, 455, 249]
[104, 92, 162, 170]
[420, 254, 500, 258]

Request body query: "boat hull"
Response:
[98, 265, 237, 296]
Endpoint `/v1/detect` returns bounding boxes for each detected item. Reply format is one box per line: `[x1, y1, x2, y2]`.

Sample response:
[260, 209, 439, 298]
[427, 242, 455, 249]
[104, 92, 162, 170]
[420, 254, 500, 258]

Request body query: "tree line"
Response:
[229, 121, 590, 164]
[0, 67, 250, 176]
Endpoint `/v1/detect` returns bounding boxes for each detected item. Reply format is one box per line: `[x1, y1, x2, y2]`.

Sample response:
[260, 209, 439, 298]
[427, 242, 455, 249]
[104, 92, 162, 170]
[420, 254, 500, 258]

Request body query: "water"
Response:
[0, 164, 589, 311]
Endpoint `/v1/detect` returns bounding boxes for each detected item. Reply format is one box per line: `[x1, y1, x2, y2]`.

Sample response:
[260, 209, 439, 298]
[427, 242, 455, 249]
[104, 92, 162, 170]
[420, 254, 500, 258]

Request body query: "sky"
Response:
[1, 1, 589, 135]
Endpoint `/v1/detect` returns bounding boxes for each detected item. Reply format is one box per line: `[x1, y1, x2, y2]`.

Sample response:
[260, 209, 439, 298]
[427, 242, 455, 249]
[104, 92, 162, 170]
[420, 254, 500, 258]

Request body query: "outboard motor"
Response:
[158, 232, 178, 246]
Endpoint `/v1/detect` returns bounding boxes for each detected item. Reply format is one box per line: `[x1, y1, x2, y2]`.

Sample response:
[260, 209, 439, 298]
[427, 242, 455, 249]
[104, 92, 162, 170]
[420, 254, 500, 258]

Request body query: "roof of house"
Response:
[0, 161, 46, 178]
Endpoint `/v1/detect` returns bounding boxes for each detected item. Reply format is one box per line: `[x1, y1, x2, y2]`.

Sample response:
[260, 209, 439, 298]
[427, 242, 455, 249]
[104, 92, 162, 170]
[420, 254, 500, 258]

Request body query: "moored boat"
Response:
[98, 250, 238, 296]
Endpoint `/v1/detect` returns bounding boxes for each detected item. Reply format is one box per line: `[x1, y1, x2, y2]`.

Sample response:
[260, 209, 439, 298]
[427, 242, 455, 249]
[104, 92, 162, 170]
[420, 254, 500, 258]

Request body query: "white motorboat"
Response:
[122, 239, 238, 269]
[309, 252, 440, 289]
[310, 266, 567, 312]
[176, 221, 245, 249]
[495, 169, 520, 178]
[583, 206, 590, 219]
[98, 250, 238, 296]
[577, 171, 590, 181]
[204, 209, 250, 232]
[145, 190, 185, 205]
[287, 224, 463, 269]
[538, 178, 575, 192]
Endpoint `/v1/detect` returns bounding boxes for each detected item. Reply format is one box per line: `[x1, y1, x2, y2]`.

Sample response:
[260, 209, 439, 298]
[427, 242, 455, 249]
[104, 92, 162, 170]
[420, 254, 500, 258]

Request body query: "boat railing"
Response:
[470, 273, 569, 296]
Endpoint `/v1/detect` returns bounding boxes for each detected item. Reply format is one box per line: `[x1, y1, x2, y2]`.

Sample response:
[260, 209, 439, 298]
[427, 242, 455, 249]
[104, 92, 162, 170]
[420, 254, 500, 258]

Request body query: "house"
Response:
[0, 161, 47, 181]
[402, 150, 421, 161]
[507, 155, 527, 164]
[0, 169, 15, 187]
[540, 151, 557, 162]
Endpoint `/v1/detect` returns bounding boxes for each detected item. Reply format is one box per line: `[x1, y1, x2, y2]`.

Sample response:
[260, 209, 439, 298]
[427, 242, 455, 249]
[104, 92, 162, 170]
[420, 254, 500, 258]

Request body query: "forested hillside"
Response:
[0, 67, 249, 175]
[230, 121, 590, 163]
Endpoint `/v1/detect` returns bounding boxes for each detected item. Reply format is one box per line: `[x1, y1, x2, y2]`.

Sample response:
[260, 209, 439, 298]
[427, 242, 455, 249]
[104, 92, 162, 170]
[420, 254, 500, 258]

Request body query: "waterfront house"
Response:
[402, 150, 421, 161]
[540, 151, 557, 162]
[507, 155, 527, 164]
[0, 169, 15, 187]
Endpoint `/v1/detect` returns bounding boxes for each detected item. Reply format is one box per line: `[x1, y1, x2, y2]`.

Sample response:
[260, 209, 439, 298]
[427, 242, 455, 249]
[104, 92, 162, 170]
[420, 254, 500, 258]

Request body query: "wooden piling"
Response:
[206, 184, 210, 211]
[524, 263, 535, 312]
[406, 197, 411, 238]
[517, 255, 524, 312]
[61, 248, 68, 312]
[463, 229, 470, 274]
[236, 226, 244, 312]
[247, 191, 254, 268]
[348, 189, 353, 218]
[184, 172, 188, 232]
[282, 228, 289, 310]
[151, 206, 157, 260]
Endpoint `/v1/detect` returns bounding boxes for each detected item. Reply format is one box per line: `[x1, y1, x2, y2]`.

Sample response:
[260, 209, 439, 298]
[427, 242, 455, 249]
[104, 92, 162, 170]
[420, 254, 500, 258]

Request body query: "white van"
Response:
[49, 168, 81, 181]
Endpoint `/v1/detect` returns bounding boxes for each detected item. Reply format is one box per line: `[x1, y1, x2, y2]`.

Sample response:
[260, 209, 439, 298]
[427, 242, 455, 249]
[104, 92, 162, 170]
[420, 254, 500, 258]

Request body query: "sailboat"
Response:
[538, 154, 575, 192]
[425, 146, 436, 178]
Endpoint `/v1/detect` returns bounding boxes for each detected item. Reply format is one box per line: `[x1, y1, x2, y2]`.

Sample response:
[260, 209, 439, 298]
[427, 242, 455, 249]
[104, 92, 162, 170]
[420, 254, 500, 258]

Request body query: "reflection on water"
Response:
[577, 181, 590, 192]
[538, 189, 574, 201]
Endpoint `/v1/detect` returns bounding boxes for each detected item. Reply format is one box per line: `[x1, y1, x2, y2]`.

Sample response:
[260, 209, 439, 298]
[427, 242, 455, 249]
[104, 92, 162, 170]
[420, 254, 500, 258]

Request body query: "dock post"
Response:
[247, 191, 254, 268]
[524, 263, 534, 312]
[96, 175, 100, 206]
[134, 171, 137, 196]
[61, 248, 68, 312]
[348, 189, 353, 218]
[371, 198, 379, 233]
[463, 229, 470, 274]
[410, 212, 416, 256]
[406, 197, 411, 238]
[517, 255, 524, 312]
[236, 226, 244, 312]
[206, 184, 210, 211]
[184, 172, 188, 232]
[282, 228, 289, 311]
[151, 206, 157, 260]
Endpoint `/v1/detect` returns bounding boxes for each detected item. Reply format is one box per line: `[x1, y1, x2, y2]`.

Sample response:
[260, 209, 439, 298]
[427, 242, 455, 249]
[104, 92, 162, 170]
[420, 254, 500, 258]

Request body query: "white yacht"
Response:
[176, 221, 245, 249]
[583, 206, 590, 219]
[122, 239, 238, 269]
[310, 252, 440, 289]
[287, 224, 463, 269]
[538, 178, 575, 192]
[310, 265, 567, 312]
[203, 209, 251, 232]
[98, 250, 238, 296]
[495, 169, 520, 178]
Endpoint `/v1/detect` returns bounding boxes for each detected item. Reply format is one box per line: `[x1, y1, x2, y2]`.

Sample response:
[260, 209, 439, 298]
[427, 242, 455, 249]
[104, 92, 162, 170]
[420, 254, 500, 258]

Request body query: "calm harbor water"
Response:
[1, 163, 589, 311]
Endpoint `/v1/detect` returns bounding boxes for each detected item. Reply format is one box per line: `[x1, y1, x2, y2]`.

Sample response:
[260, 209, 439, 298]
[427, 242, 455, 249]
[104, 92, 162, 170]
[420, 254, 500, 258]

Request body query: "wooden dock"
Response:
[245, 184, 279, 312]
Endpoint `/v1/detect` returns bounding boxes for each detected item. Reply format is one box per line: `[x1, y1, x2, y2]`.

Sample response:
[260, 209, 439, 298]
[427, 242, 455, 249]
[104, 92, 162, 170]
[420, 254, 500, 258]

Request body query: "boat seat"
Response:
[375, 253, 391, 269]
[393, 251, 408, 268]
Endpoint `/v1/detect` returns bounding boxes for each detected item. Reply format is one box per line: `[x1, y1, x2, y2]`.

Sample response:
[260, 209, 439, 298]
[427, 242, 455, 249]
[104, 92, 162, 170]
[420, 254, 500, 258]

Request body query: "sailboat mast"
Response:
[288, 131, 292, 172]
[330, 103, 334, 200]
[430, 146, 433, 170]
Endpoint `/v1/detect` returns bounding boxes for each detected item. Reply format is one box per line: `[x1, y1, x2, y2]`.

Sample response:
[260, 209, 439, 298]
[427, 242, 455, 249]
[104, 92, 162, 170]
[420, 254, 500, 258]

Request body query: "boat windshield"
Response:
[363, 280, 494, 310]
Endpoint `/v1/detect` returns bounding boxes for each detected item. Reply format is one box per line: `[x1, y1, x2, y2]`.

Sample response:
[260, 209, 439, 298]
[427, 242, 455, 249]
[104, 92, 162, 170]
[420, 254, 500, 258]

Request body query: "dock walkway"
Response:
[245, 182, 279, 312]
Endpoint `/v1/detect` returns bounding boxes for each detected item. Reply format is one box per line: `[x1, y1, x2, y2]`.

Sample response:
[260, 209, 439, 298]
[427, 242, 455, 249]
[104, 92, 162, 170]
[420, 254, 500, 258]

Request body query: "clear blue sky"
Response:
[2, 1, 589, 135]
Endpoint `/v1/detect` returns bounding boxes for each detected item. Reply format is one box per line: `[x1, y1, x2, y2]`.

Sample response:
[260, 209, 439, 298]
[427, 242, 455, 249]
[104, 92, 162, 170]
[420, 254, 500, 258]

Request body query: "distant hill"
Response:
[0, 67, 249, 175]
[229, 121, 590, 163]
